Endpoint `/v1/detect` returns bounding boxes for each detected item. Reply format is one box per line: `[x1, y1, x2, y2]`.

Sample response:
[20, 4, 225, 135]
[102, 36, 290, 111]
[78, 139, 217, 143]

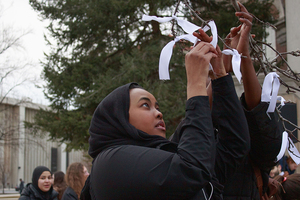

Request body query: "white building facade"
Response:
[0, 97, 87, 188]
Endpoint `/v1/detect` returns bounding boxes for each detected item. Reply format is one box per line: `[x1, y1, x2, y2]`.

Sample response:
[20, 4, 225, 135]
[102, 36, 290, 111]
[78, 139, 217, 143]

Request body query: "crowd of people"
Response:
[18, 162, 89, 200]
[18, 1, 299, 200]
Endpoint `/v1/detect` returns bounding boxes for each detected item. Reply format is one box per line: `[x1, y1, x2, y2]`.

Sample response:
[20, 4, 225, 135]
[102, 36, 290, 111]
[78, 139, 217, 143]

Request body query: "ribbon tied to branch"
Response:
[142, 15, 241, 80]
[222, 49, 242, 83]
[261, 72, 286, 113]
[276, 131, 300, 164]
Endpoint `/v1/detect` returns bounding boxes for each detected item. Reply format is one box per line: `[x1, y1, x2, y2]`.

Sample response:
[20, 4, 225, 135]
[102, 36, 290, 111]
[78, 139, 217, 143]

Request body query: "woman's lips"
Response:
[156, 121, 166, 131]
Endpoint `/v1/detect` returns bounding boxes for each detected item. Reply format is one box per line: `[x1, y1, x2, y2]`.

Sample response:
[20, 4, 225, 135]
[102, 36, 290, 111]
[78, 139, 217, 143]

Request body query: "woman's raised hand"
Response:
[185, 40, 217, 99]
[223, 1, 253, 72]
[193, 29, 227, 80]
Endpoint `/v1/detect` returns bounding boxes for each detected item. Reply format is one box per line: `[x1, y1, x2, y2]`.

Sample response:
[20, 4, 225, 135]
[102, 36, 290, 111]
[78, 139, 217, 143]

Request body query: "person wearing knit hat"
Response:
[19, 166, 58, 200]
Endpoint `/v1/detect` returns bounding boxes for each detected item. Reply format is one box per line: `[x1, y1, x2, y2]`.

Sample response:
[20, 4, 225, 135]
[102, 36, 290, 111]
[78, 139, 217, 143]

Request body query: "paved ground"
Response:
[0, 194, 19, 200]
[0, 189, 20, 200]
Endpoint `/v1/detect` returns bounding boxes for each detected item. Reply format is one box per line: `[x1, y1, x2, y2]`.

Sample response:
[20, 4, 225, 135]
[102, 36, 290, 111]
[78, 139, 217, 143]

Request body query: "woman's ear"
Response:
[277, 165, 282, 172]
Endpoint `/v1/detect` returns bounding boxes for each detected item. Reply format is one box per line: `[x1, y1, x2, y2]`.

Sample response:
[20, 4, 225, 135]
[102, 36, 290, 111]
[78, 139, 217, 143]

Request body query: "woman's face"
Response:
[129, 88, 166, 138]
[38, 171, 52, 192]
[288, 162, 299, 171]
[83, 166, 89, 182]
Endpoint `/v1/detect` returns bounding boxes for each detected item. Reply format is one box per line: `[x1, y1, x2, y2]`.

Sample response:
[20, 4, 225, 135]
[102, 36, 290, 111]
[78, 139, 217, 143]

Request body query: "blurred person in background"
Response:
[53, 171, 67, 200]
[19, 179, 25, 194]
[19, 166, 58, 200]
[61, 163, 89, 200]
[278, 156, 299, 176]
[272, 173, 300, 200]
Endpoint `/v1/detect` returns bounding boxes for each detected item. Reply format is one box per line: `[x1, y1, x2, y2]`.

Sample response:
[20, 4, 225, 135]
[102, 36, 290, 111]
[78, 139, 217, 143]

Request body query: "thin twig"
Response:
[171, 0, 182, 38]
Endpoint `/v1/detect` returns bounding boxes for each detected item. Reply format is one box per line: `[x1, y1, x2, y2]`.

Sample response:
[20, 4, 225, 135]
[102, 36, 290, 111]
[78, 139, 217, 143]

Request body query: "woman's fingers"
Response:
[193, 28, 213, 43]
[240, 19, 252, 29]
[198, 29, 212, 42]
[196, 42, 218, 55]
[230, 25, 241, 37]
[235, 2, 253, 26]
[236, 11, 252, 19]
[238, 1, 249, 13]
[186, 42, 217, 65]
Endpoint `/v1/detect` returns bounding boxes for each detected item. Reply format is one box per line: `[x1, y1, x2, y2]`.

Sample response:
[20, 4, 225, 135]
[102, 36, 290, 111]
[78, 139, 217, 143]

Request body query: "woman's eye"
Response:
[142, 103, 149, 108]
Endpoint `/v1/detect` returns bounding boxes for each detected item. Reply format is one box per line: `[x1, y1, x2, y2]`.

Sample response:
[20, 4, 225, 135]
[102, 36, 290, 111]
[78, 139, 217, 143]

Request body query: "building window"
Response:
[51, 148, 58, 172]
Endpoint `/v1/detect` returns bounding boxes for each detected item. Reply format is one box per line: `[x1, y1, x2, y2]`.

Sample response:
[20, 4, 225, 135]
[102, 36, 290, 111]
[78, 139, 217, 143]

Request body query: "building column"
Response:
[285, 0, 300, 72]
[265, 26, 276, 61]
[18, 106, 25, 182]
[60, 143, 67, 173]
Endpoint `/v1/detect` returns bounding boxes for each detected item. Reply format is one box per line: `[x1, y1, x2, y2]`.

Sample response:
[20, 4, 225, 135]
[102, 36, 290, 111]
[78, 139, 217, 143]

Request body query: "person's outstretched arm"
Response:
[193, 27, 250, 185]
[224, 2, 281, 172]
[223, 2, 261, 110]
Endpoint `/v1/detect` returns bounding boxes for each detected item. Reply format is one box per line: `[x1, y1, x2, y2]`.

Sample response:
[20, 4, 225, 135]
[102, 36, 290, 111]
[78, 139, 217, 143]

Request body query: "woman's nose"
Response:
[156, 110, 163, 119]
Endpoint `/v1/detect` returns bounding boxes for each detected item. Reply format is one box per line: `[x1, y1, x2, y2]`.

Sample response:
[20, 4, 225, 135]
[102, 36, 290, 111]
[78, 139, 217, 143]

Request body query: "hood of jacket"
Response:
[88, 82, 176, 159]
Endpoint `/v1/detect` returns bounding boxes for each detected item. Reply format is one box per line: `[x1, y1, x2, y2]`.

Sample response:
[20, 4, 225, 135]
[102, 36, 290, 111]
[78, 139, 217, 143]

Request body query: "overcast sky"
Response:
[0, 0, 50, 105]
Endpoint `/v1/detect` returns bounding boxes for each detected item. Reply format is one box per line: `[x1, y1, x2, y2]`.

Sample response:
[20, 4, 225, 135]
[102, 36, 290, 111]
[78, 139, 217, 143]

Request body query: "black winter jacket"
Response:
[171, 75, 251, 199]
[19, 184, 58, 200]
[83, 75, 250, 200]
[61, 187, 78, 200]
[222, 95, 282, 200]
[84, 81, 218, 200]
[89, 96, 215, 200]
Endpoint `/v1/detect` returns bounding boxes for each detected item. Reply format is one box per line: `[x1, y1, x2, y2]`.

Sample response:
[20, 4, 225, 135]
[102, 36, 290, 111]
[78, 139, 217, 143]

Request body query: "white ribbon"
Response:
[205, 21, 218, 48]
[276, 131, 288, 161]
[276, 131, 300, 165]
[142, 15, 201, 35]
[222, 49, 242, 83]
[261, 72, 286, 113]
[287, 137, 300, 165]
[159, 34, 197, 79]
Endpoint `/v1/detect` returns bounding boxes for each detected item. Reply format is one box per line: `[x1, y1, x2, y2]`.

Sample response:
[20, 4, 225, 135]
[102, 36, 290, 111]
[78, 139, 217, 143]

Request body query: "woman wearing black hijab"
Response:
[19, 166, 58, 200]
[80, 42, 229, 200]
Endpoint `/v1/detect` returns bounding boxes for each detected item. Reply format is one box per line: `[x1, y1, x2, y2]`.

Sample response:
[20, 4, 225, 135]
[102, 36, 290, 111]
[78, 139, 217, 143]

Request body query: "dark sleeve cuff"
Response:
[186, 96, 210, 111]
[240, 93, 282, 172]
[211, 74, 235, 96]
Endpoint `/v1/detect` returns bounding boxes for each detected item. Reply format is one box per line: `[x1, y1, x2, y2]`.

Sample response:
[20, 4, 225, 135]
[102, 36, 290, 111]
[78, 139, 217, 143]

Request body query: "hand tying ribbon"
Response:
[142, 15, 241, 81]
[261, 72, 286, 113]
[222, 49, 242, 83]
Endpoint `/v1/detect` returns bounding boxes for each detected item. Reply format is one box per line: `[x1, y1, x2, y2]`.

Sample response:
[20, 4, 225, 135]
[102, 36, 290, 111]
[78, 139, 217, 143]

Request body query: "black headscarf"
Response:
[88, 82, 177, 159]
[32, 166, 53, 198]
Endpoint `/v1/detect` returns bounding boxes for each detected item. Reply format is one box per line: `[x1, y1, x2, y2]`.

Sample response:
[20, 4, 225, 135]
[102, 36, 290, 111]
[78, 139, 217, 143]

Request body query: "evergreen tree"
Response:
[28, 0, 275, 151]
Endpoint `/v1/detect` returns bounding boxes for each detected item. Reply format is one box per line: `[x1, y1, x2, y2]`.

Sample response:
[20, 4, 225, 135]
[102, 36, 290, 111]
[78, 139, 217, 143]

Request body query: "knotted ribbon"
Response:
[276, 131, 300, 164]
[142, 15, 233, 80]
[222, 49, 242, 83]
[276, 131, 288, 161]
[261, 72, 285, 113]
[287, 137, 300, 164]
